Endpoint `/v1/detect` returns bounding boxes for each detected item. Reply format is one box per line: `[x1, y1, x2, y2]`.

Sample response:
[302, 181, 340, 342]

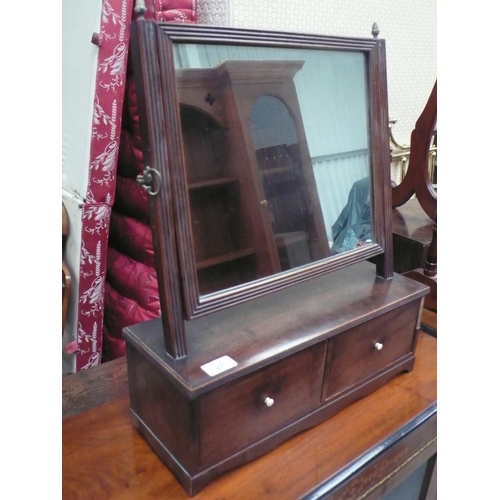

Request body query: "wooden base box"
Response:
[124, 263, 428, 496]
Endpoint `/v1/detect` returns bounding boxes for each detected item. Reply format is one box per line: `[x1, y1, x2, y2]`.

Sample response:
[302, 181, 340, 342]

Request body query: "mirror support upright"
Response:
[370, 37, 394, 281]
[131, 17, 188, 358]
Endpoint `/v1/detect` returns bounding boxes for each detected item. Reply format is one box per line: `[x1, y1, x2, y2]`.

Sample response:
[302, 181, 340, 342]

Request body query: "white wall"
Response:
[199, 0, 437, 147]
[62, 0, 103, 200]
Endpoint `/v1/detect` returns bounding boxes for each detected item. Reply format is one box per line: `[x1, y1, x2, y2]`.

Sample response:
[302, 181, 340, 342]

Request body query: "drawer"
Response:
[199, 342, 326, 466]
[323, 300, 420, 400]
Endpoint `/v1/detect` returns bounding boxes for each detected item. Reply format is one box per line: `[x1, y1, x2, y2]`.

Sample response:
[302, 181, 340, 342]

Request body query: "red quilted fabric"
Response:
[113, 175, 150, 222]
[106, 247, 160, 310]
[116, 129, 144, 179]
[103, 283, 160, 360]
[108, 214, 156, 268]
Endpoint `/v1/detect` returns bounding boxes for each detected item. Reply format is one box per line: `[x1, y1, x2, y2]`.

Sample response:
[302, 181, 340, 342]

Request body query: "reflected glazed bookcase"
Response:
[177, 60, 330, 295]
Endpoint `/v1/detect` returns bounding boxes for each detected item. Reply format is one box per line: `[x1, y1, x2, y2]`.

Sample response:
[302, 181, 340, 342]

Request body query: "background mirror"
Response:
[174, 43, 374, 297]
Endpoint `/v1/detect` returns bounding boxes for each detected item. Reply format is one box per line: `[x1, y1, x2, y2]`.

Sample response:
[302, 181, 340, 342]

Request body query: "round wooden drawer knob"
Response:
[374, 342, 384, 351]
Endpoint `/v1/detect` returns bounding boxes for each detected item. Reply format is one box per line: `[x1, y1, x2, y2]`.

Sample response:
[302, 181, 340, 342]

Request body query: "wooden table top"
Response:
[62, 331, 437, 500]
[392, 198, 434, 244]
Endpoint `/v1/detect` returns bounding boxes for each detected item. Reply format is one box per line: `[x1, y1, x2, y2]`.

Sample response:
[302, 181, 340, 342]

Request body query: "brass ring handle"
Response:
[137, 166, 162, 197]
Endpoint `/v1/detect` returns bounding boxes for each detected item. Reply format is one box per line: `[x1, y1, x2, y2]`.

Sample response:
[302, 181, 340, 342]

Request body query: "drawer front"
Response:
[323, 300, 420, 400]
[199, 342, 326, 466]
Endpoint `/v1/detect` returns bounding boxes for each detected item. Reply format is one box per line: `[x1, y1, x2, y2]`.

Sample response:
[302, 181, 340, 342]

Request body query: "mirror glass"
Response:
[173, 43, 374, 298]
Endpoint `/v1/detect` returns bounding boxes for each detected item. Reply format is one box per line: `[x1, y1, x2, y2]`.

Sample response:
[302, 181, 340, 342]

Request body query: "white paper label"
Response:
[201, 355, 238, 377]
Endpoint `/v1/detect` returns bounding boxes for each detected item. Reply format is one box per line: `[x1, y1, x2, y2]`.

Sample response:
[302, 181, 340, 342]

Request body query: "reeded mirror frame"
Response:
[131, 20, 393, 337]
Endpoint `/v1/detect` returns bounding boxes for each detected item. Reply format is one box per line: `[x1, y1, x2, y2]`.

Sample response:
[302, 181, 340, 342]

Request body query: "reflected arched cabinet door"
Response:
[176, 60, 331, 296]
[249, 95, 329, 270]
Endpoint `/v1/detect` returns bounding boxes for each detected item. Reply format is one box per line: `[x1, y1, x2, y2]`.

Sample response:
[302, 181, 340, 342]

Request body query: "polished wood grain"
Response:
[199, 342, 325, 466]
[421, 308, 437, 332]
[122, 262, 427, 494]
[392, 198, 434, 274]
[392, 195, 437, 311]
[62, 355, 128, 419]
[62, 332, 436, 500]
[323, 300, 419, 399]
[124, 262, 426, 397]
[392, 200, 437, 313]
[393, 198, 434, 244]
[130, 18, 187, 358]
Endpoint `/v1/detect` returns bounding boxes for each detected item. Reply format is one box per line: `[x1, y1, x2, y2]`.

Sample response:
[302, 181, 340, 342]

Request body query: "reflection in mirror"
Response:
[250, 94, 329, 271]
[174, 44, 374, 297]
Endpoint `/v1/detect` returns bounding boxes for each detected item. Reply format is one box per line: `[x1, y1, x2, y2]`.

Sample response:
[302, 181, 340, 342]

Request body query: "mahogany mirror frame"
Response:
[130, 18, 393, 357]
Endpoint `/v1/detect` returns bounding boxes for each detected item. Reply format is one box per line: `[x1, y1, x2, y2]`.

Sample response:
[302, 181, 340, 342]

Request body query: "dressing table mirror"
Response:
[124, 14, 429, 496]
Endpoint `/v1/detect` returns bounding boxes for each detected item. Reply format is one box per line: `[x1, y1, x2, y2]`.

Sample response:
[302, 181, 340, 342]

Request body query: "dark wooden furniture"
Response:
[62, 355, 129, 419]
[124, 262, 427, 494]
[392, 83, 437, 222]
[125, 18, 429, 496]
[393, 198, 434, 274]
[62, 202, 71, 334]
[62, 331, 437, 499]
[392, 82, 437, 312]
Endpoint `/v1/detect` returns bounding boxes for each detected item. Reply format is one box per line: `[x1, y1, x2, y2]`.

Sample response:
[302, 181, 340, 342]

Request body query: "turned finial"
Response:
[371, 22, 380, 38]
[134, 0, 147, 18]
